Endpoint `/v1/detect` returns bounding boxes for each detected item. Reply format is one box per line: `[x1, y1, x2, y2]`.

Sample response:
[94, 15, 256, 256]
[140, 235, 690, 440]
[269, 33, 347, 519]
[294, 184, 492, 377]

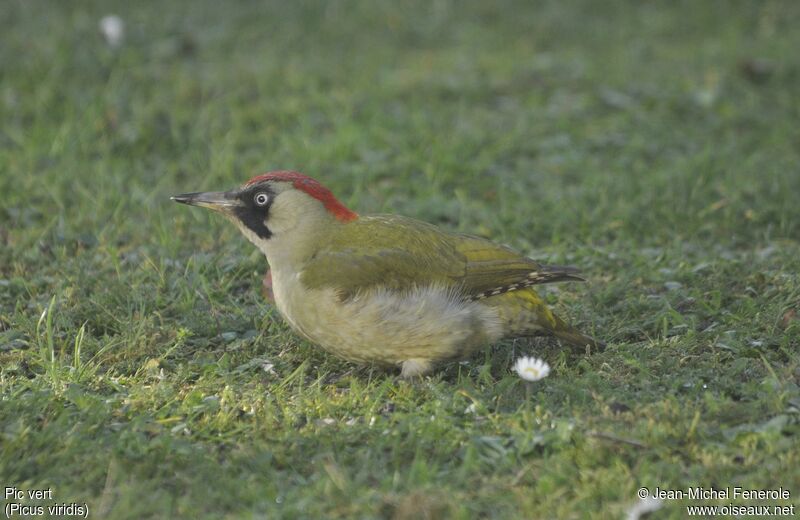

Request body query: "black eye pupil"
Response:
[255, 193, 268, 205]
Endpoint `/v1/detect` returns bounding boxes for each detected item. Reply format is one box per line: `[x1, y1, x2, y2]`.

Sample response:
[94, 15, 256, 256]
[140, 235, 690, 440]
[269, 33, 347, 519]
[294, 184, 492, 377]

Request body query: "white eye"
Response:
[254, 192, 269, 206]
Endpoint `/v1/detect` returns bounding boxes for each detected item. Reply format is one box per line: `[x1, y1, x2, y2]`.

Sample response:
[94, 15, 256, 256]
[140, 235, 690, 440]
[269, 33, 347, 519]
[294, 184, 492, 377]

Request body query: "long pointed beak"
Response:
[171, 191, 239, 213]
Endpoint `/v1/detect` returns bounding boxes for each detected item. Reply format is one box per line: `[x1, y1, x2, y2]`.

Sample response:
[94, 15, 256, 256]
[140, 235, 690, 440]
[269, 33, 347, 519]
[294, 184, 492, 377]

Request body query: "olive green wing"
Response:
[299, 216, 464, 298]
[299, 215, 583, 299]
[299, 248, 457, 298]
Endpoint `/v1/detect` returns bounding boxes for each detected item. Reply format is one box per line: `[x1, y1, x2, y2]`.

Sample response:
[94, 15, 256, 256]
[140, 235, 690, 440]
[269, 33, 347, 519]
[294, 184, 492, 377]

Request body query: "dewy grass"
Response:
[1, 1, 799, 518]
[34, 295, 60, 388]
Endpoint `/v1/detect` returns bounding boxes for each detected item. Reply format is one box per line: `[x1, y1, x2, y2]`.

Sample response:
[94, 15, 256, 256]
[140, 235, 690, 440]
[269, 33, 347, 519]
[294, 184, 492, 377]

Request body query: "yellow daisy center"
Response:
[523, 367, 540, 378]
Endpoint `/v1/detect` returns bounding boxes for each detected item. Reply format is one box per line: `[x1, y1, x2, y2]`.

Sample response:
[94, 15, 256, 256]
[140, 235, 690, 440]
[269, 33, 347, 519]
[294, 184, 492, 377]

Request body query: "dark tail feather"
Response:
[531, 264, 586, 285]
[552, 328, 606, 350]
[551, 314, 605, 351]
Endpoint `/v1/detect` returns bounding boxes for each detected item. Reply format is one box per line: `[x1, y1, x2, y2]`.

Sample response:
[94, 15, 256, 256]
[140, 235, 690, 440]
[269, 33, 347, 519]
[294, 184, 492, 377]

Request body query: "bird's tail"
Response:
[551, 314, 605, 350]
[533, 266, 603, 349]
[486, 286, 604, 350]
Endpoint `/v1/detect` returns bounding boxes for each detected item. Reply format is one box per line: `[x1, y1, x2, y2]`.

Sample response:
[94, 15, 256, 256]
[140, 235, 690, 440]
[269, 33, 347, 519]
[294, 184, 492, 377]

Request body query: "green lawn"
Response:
[2, 1, 799, 518]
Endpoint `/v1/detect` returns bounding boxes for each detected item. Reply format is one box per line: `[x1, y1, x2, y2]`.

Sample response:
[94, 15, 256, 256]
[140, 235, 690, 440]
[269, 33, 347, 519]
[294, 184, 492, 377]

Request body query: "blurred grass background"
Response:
[1, 1, 799, 518]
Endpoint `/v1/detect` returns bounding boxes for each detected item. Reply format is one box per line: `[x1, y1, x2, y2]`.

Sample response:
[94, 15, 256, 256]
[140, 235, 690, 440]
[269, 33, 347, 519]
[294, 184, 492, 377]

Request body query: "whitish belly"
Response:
[273, 277, 503, 366]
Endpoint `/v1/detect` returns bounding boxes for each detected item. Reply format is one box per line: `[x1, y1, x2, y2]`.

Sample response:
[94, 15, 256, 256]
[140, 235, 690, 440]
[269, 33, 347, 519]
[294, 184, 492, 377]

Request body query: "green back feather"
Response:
[299, 215, 559, 299]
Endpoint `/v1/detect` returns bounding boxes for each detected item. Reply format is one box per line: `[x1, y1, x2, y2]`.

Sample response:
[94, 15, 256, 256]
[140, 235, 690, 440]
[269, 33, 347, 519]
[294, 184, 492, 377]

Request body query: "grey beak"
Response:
[171, 191, 238, 212]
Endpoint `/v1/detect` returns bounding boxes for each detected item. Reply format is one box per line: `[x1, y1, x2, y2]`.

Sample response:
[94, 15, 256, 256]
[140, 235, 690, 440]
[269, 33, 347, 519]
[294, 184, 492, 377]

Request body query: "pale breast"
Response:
[269, 268, 503, 366]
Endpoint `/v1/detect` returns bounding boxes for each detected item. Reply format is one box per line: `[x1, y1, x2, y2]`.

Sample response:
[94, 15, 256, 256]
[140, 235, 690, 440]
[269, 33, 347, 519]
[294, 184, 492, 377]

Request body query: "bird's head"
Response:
[172, 171, 357, 260]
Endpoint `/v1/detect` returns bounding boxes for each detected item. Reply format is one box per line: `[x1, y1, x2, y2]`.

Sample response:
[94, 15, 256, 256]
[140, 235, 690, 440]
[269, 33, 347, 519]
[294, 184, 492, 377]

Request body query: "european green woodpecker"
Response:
[173, 171, 601, 377]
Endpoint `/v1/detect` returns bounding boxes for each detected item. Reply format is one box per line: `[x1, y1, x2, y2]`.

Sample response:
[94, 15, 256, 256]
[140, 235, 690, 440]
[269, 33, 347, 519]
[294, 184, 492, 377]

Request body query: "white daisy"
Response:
[513, 356, 550, 382]
[99, 15, 125, 47]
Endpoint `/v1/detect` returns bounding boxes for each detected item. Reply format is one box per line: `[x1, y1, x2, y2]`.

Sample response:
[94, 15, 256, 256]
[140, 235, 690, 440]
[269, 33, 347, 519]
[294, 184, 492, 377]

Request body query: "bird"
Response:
[172, 171, 602, 377]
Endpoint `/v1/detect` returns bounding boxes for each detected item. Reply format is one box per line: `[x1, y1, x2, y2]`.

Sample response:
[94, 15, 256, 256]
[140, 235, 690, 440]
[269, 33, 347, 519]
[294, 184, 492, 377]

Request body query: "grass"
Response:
[2, 0, 799, 517]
